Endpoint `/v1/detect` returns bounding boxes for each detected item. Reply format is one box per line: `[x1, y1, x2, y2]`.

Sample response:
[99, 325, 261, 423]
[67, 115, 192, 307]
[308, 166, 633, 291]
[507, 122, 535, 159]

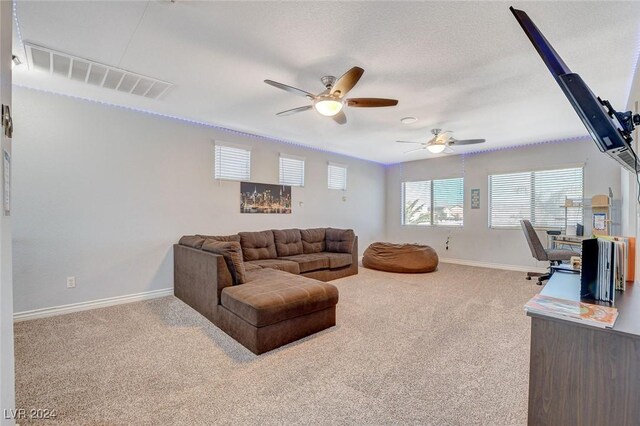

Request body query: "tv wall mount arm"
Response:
[598, 97, 640, 144]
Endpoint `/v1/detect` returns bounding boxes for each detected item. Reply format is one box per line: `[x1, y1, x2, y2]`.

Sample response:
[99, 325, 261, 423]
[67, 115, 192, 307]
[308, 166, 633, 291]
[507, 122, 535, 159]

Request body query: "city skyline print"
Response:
[240, 182, 292, 214]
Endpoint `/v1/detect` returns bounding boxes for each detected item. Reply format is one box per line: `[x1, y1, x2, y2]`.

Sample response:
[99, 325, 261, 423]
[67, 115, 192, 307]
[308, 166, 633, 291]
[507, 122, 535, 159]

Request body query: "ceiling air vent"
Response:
[25, 43, 173, 100]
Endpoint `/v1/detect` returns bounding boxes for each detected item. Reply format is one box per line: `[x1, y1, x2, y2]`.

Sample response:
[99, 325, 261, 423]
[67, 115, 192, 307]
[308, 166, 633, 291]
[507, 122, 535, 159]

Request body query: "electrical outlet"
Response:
[66, 276, 76, 288]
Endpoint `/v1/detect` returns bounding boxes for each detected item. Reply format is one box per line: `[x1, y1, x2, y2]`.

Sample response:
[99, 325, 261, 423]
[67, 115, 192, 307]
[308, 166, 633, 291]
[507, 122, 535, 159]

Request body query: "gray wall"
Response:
[11, 86, 626, 315]
[12, 87, 386, 313]
[385, 139, 622, 270]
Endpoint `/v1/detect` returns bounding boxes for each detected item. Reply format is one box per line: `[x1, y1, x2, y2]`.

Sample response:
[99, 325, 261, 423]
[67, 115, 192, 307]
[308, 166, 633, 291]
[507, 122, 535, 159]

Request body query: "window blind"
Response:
[401, 177, 463, 226]
[489, 167, 583, 229]
[328, 163, 347, 190]
[214, 143, 251, 181]
[279, 155, 305, 186]
[433, 177, 464, 226]
[401, 181, 432, 226]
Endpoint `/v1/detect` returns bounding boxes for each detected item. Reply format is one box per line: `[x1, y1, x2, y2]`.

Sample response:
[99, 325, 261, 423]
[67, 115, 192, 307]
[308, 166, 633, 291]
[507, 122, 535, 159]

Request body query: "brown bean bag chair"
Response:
[362, 242, 438, 273]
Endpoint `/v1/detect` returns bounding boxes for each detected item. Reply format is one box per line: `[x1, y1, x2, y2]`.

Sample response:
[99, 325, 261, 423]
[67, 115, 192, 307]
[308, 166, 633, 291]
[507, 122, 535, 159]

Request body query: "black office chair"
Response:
[520, 220, 575, 285]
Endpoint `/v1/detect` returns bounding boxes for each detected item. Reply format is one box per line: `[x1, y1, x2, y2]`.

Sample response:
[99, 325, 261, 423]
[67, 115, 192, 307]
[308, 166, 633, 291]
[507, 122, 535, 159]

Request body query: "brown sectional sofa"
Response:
[174, 228, 358, 354]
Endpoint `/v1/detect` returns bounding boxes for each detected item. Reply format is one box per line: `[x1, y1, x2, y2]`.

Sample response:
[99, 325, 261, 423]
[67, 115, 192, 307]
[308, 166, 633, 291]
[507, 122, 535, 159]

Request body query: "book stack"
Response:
[525, 294, 618, 329]
[581, 237, 634, 303]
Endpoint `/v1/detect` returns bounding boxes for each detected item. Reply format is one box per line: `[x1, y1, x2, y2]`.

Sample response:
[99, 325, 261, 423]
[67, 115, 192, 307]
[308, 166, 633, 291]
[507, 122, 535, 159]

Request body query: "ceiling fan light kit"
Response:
[397, 128, 486, 155]
[427, 143, 446, 154]
[314, 96, 343, 117]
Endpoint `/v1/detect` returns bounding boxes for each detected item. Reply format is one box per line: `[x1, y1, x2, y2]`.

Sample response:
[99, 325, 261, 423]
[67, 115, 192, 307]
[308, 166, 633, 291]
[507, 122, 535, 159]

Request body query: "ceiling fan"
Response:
[397, 129, 486, 154]
[264, 66, 398, 125]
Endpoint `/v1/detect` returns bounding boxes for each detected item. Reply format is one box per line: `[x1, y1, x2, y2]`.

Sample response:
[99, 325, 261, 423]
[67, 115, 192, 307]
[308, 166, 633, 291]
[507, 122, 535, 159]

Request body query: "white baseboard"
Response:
[13, 287, 174, 322]
[14, 258, 540, 322]
[439, 257, 547, 274]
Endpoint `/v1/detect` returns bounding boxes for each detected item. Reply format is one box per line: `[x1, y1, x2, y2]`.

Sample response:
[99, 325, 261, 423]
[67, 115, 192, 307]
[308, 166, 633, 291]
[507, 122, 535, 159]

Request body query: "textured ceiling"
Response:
[11, 1, 640, 163]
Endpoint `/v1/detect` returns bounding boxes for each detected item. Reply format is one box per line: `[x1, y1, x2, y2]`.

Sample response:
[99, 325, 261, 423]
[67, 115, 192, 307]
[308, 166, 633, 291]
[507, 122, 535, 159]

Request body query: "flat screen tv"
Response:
[510, 7, 640, 174]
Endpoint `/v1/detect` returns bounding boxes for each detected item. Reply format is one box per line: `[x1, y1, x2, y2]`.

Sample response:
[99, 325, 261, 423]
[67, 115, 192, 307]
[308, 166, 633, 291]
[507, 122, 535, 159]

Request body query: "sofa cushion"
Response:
[239, 230, 278, 261]
[244, 262, 262, 271]
[281, 253, 330, 273]
[202, 240, 247, 284]
[273, 229, 303, 257]
[300, 228, 326, 253]
[178, 235, 206, 249]
[221, 268, 339, 327]
[197, 234, 241, 243]
[325, 228, 355, 253]
[323, 252, 353, 269]
[244, 259, 300, 275]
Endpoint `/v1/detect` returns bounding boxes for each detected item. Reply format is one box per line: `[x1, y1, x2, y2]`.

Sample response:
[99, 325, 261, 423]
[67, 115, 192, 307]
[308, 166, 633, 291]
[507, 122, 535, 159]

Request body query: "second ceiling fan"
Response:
[397, 129, 486, 154]
[264, 66, 398, 124]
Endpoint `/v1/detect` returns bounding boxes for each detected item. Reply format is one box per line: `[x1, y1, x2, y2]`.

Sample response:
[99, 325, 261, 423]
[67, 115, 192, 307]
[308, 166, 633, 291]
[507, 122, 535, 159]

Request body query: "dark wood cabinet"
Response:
[527, 273, 640, 426]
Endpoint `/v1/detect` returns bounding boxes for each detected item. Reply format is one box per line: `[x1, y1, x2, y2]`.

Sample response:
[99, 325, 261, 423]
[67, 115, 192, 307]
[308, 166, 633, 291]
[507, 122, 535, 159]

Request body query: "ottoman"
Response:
[362, 242, 438, 273]
[217, 268, 339, 354]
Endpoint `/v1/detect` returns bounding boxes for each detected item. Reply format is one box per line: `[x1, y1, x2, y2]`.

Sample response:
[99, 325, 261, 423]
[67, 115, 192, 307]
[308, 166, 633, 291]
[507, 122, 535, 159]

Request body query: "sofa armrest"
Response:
[351, 236, 359, 265]
[173, 244, 234, 322]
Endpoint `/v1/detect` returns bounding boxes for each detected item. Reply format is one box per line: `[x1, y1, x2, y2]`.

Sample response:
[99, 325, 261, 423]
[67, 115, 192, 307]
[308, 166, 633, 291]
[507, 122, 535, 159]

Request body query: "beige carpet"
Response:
[14, 264, 539, 425]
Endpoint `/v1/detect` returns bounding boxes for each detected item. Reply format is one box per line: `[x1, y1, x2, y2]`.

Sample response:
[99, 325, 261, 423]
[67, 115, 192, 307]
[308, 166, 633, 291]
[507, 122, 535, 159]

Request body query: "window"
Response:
[328, 163, 347, 190]
[489, 167, 583, 229]
[401, 177, 464, 226]
[214, 142, 251, 181]
[279, 154, 305, 187]
[402, 180, 431, 225]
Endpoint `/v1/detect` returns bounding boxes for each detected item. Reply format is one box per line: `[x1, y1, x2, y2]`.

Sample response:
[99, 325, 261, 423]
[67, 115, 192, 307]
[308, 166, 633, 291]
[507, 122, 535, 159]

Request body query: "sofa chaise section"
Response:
[217, 268, 338, 353]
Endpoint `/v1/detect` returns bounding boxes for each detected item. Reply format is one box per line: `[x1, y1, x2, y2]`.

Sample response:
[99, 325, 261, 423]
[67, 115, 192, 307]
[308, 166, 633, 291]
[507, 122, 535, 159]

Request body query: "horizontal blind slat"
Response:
[215, 144, 251, 181]
[328, 164, 347, 190]
[279, 156, 305, 186]
[401, 177, 463, 226]
[489, 167, 583, 229]
[402, 180, 432, 225]
[433, 177, 463, 226]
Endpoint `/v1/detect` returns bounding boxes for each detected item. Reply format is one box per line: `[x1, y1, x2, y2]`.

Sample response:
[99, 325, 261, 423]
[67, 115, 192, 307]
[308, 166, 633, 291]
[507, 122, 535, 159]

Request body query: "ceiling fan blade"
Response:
[443, 146, 455, 154]
[450, 138, 486, 145]
[396, 140, 422, 144]
[404, 147, 425, 154]
[346, 98, 398, 108]
[332, 110, 347, 125]
[264, 80, 315, 99]
[330, 67, 364, 97]
[276, 105, 313, 116]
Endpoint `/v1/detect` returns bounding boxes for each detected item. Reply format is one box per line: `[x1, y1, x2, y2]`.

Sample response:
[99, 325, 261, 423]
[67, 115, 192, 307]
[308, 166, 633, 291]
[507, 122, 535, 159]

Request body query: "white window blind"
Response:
[401, 180, 432, 225]
[279, 155, 305, 187]
[489, 167, 583, 229]
[328, 163, 347, 190]
[401, 177, 464, 226]
[214, 143, 251, 181]
[433, 177, 464, 226]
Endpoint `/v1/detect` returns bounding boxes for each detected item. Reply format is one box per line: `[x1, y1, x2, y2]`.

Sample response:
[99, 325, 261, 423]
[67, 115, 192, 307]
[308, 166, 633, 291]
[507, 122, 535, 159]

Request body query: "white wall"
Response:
[11, 87, 386, 313]
[386, 139, 622, 270]
[0, 0, 14, 421]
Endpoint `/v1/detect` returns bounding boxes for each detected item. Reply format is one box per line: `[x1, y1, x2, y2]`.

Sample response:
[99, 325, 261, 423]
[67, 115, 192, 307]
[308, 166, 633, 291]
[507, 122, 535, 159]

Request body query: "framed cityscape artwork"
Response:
[240, 182, 292, 214]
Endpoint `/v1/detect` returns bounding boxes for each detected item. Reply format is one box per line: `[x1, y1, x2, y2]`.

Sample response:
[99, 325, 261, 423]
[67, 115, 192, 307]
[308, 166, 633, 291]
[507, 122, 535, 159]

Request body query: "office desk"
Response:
[548, 234, 587, 250]
[527, 273, 640, 425]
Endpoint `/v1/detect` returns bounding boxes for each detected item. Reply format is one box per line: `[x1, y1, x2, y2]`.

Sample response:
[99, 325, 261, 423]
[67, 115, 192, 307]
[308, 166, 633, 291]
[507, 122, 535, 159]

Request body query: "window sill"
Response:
[401, 224, 464, 228]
